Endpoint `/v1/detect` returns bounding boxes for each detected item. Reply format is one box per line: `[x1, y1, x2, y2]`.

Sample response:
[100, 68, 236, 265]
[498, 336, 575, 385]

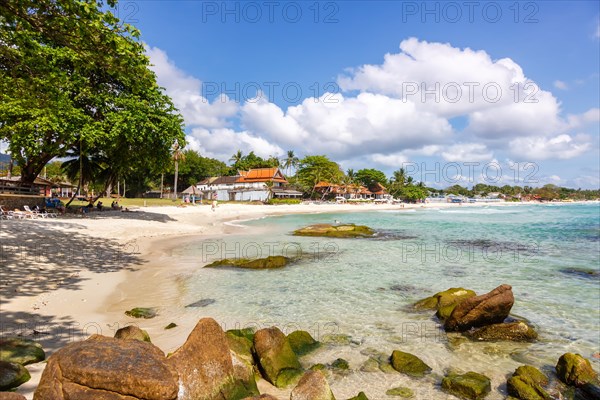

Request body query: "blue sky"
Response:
[119, 1, 599, 188]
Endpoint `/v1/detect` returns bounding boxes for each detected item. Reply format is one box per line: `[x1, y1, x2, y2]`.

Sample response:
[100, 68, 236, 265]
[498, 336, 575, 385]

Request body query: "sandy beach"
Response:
[0, 200, 539, 398]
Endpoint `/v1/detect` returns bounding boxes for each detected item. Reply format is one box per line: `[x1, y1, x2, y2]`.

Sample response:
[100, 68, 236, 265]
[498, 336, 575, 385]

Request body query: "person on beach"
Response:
[211, 193, 218, 211]
[97, 201, 103, 211]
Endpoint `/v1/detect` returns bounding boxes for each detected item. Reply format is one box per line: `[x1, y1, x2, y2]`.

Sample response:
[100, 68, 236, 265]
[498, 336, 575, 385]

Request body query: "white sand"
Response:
[1, 200, 517, 398]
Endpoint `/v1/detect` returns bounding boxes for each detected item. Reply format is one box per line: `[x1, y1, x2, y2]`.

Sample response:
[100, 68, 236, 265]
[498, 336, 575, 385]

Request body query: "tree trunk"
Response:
[173, 161, 179, 200]
[160, 173, 164, 198]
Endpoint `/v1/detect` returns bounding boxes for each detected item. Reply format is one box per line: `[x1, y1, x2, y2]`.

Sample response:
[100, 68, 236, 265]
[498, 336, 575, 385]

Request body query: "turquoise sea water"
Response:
[157, 203, 600, 399]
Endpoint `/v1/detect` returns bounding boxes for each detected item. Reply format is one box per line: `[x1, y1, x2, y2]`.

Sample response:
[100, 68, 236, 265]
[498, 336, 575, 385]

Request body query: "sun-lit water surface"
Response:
[145, 203, 600, 399]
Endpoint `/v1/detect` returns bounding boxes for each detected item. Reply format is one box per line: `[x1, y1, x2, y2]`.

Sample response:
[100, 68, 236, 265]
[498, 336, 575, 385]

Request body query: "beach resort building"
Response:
[314, 181, 391, 201]
[196, 167, 302, 201]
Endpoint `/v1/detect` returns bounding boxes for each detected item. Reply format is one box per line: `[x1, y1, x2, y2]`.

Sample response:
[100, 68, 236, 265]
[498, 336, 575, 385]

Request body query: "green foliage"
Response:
[266, 198, 302, 205]
[228, 150, 278, 173]
[296, 155, 344, 196]
[0, 0, 185, 186]
[166, 149, 228, 188]
[355, 168, 388, 187]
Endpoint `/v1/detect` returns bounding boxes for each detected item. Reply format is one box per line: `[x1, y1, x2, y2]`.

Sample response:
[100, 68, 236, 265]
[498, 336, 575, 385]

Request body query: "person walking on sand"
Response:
[211, 193, 218, 211]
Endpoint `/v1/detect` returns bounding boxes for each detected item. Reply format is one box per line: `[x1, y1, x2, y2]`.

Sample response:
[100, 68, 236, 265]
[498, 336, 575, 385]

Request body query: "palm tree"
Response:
[229, 150, 244, 165]
[392, 168, 406, 187]
[264, 180, 274, 201]
[283, 150, 299, 177]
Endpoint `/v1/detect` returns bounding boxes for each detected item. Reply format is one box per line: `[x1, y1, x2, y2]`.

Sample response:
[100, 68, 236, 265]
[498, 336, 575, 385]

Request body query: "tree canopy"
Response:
[296, 155, 344, 196]
[0, 0, 185, 186]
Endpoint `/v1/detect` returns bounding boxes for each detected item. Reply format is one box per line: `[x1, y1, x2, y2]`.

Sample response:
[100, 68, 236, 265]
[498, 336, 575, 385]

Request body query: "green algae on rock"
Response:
[0, 361, 30, 391]
[556, 353, 598, 387]
[0, 337, 45, 366]
[390, 350, 432, 378]
[204, 256, 291, 269]
[507, 365, 550, 400]
[441, 371, 491, 400]
[293, 224, 375, 238]
[413, 288, 477, 321]
[386, 386, 414, 398]
[124, 307, 157, 319]
[287, 330, 320, 356]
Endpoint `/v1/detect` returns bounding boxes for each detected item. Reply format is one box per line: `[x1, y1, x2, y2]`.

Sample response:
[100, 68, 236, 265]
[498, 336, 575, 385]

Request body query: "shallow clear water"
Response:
[149, 203, 600, 399]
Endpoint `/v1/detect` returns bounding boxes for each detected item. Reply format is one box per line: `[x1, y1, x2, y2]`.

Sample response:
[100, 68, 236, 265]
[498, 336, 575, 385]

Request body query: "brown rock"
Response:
[445, 284, 514, 332]
[34, 335, 177, 400]
[242, 396, 279, 400]
[0, 393, 28, 400]
[290, 371, 336, 400]
[114, 325, 151, 342]
[167, 318, 258, 400]
[466, 321, 538, 342]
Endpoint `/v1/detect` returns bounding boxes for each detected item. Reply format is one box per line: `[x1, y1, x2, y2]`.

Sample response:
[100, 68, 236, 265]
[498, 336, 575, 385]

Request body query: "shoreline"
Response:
[1, 200, 596, 398]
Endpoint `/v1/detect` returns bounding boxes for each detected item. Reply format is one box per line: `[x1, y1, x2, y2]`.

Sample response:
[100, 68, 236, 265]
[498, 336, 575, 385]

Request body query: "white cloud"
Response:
[146, 46, 239, 129]
[553, 80, 568, 90]
[188, 128, 284, 161]
[508, 134, 591, 160]
[567, 108, 600, 129]
[441, 143, 494, 162]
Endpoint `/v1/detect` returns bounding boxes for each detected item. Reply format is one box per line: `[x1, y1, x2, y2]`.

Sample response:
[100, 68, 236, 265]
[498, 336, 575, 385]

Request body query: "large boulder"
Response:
[290, 371, 336, 400]
[413, 288, 477, 320]
[34, 335, 177, 400]
[167, 318, 258, 400]
[287, 330, 320, 356]
[0, 361, 30, 391]
[506, 365, 550, 400]
[114, 325, 151, 342]
[254, 327, 303, 388]
[556, 353, 598, 387]
[441, 371, 491, 400]
[465, 321, 537, 342]
[293, 224, 374, 238]
[444, 284, 514, 332]
[0, 337, 45, 365]
[390, 350, 431, 378]
[0, 393, 27, 400]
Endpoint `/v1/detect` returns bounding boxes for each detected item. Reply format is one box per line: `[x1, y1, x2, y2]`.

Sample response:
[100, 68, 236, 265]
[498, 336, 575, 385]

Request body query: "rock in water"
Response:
[293, 224, 375, 238]
[34, 335, 177, 400]
[444, 284, 514, 332]
[441, 371, 491, 400]
[413, 288, 477, 321]
[185, 298, 216, 307]
[242, 396, 279, 400]
[347, 392, 369, 400]
[0, 337, 45, 365]
[556, 353, 598, 387]
[390, 350, 432, 378]
[124, 307, 157, 319]
[254, 327, 303, 388]
[506, 365, 550, 400]
[205, 256, 290, 269]
[466, 321, 538, 342]
[290, 371, 336, 400]
[114, 325, 151, 342]
[287, 330, 320, 356]
[0, 361, 30, 391]
[386, 387, 414, 397]
[167, 318, 258, 400]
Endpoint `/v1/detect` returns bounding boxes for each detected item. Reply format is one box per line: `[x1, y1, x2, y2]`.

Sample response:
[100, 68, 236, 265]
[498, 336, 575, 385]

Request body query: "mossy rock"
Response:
[390, 350, 432, 378]
[556, 353, 598, 387]
[227, 328, 256, 343]
[360, 357, 380, 373]
[288, 330, 320, 356]
[275, 368, 304, 388]
[466, 321, 538, 342]
[124, 307, 157, 319]
[114, 326, 151, 342]
[164, 322, 177, 330]
[506, 365, 550, 400]
[413, 288, 476, 320]
[293, 224, 375, 238]
[205, 256, 291, 269]
[226, 332, 254, 365]
[507, 376, 550, 400]
[331, 358, 350, 370]
[221, 375, 259, 400]
[321, 334, 352, 345]
[0, 361, 30, 390]
[347, 392, 369, 400]
[441, 371, 491, 400]
[0, 337, 45, 365]
[310, 363, 327, 372]
[386, 386, 414, 398]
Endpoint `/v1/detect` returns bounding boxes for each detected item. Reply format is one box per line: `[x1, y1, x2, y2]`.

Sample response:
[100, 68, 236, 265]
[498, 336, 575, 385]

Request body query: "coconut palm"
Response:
[229, 150, 243, 165]
[282, 150, 299, 177]
[172, 143, 185, 199]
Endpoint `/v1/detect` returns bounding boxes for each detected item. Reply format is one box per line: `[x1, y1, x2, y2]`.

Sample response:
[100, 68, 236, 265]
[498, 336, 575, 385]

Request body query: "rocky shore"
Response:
[2, 284, 599, 400]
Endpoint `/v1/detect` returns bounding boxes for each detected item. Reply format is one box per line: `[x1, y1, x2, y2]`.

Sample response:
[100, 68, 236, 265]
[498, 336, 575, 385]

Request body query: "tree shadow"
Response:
[0, 219, 143, 298]
[71, 209, 178, 223]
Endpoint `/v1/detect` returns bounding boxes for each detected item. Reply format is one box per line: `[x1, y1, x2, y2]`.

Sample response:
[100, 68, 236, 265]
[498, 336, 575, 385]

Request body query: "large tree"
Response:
[355, 168, 388, 187]
[296, 155, 344, 196]
[0, 0, 185, 185]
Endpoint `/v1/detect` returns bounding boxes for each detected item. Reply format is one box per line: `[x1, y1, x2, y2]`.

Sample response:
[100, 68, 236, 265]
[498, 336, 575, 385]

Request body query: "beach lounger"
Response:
[0, 205, 15, 220]
[23, 205, 43, 219]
